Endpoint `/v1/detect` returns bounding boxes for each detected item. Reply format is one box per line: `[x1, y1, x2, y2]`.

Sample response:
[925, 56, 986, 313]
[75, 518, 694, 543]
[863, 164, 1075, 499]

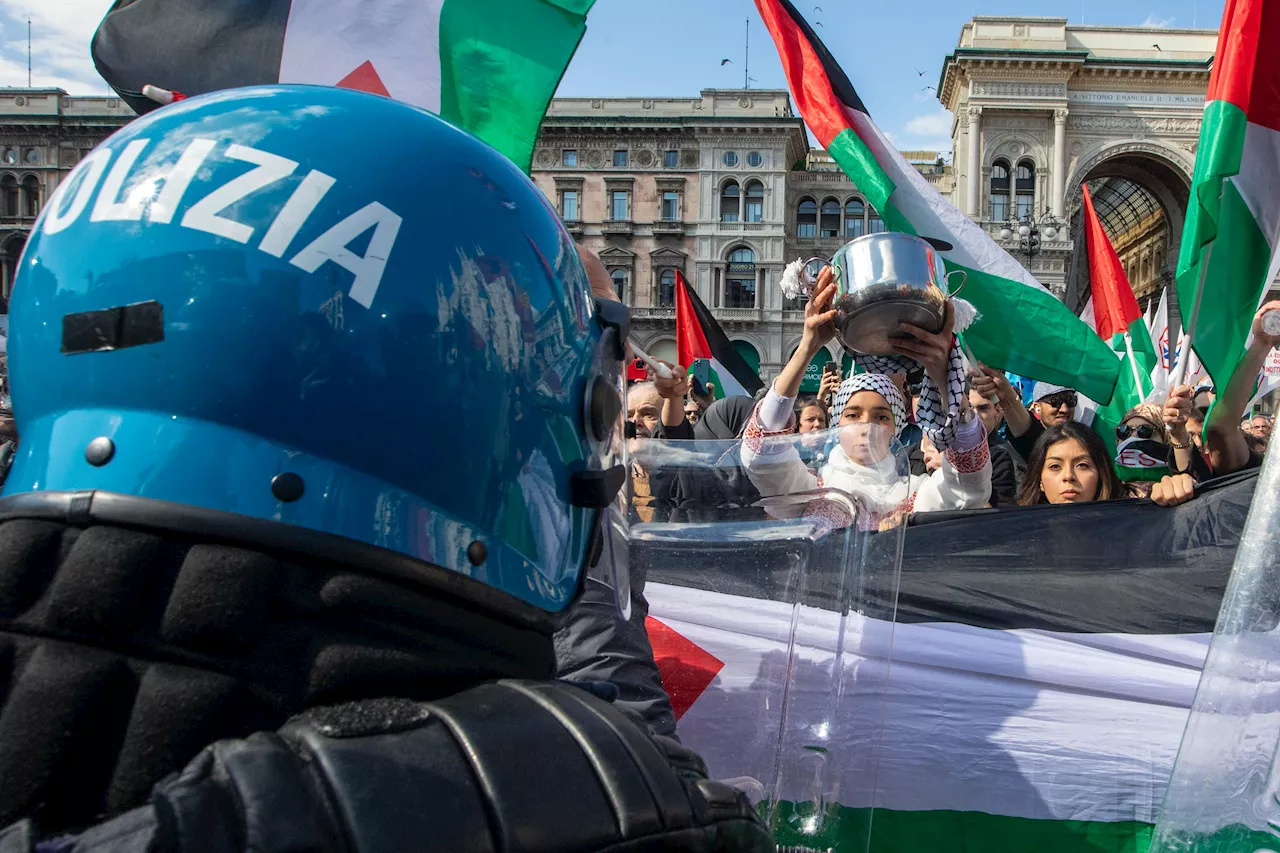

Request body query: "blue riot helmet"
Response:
[4, 85, 630, 618]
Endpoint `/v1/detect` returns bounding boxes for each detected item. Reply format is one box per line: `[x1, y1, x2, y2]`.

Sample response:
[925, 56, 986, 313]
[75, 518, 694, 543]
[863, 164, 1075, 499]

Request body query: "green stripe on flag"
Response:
[827, 128, 903, 228]
[951, 263, 1128, 399]
[437, 0, 594, 173]
[1176, 100, 1271, 389]
[772, 803, 1160, 853]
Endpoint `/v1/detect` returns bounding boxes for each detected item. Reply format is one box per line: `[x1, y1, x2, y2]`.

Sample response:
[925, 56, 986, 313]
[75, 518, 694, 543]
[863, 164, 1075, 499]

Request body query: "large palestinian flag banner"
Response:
[754, 0, 1121, 405]
[644, 474, 1255, 852]
[92, 0, 596, 173]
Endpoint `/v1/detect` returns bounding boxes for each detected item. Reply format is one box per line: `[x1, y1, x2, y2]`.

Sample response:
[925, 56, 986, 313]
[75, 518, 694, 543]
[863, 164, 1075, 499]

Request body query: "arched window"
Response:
[0, 175, 17, 219]
[867, 203, 885, 233]
[20, 175, 38, 218]
[990, 160, 1010, 221]
[744, 180, 764, 223]
[820, 197, 841, 238]
[1015, 159, 1035, 220]
[720, 180, 740, 222]
[844, 198, 865, 238]
[796, 198, 817, 238]
[610, 269, 627, 302]
[725, 246, 756, 309]
[659, 269, 676, 307]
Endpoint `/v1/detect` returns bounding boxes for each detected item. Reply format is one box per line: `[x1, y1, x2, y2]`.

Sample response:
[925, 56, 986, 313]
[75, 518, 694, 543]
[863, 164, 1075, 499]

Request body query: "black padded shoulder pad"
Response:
[136, 680, 774, 853]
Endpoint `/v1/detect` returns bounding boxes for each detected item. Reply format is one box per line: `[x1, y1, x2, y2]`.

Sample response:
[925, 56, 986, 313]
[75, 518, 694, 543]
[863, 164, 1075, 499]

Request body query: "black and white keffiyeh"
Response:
[833, 342, 967, 450]
[832, 373, 909, 442]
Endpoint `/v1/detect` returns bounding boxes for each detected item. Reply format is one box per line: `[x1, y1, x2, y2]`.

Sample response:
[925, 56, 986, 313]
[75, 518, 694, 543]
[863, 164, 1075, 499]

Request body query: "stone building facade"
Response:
[938, 17, 1217, 317]
[0, 89, 136, 308]
[532, 90, 811, 380]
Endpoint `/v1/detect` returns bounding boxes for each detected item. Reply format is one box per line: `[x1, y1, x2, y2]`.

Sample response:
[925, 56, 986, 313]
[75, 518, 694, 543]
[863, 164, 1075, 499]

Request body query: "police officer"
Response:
[0, 86, 771, 853]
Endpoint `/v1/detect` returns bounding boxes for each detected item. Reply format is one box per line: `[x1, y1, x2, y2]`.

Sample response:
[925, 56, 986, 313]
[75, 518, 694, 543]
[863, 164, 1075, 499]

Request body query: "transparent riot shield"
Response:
[628, 423, 907, 852]
[1149, 448, 1280, 853]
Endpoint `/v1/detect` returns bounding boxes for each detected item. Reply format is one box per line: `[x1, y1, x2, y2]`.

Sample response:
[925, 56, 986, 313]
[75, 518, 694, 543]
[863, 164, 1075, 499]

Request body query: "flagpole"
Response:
[1169, 243, 1213, 390]
[1122, 330, 1147, 398]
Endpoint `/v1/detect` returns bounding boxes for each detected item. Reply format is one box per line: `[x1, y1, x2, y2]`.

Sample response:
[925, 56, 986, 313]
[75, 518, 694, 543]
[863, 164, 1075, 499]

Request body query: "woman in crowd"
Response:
[1115, 395, 1212, 492]
[796, 399, 830, 434]
[1016, 420, 1195, 507]
[740, 268, 991, 529]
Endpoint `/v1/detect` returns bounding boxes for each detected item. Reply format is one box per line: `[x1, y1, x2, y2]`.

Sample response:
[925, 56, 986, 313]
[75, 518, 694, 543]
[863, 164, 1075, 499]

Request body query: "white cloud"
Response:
[904, 110, 952, 137]
[1141, 14, 1175, 27]
[0, 0, 115, 93]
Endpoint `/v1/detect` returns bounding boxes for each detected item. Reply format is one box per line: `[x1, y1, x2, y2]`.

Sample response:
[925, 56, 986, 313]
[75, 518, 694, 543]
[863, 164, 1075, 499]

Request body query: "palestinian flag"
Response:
[1175, 0, 1280, 390]
[91, 0, 596, 173]
[675, 271, 764, 399]
[640, 474, 1253, 853]
[754, 0, 1120, 404]
[1079, 183, 1162, 481]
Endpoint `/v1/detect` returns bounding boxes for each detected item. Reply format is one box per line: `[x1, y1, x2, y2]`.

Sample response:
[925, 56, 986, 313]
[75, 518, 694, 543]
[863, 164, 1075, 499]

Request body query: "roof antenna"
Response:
[744, 17, 750, 89]
[27, 19, 31, 87]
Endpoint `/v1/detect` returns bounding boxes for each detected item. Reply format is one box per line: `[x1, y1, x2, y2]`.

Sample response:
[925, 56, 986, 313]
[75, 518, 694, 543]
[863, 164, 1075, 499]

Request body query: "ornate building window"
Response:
[1015, 159, 1035, 219]
[610, 269, 628, 301]
[868, 203, 885, 233]
[820, 197, 841, 238]
[0, 175, 17, 218]
[610, 190, 630, 220]
[658, 269, 676, 307]
[661, 190, 680, 221]
[744, 180, 764, 223]
[561, 189, 579, 221]
[664, 150, 678, 168]
[613, 150, 628, 167]
[796, 198, 817, 237]
[562, 149, 577, 166]
[844, 197, 865, 238]
[990, 160, 1010, 221]
[747, 151, 763, 167]
[725, 246, 757, 309]
[21, 175, 39, 218]
[720, 180, 740, 222]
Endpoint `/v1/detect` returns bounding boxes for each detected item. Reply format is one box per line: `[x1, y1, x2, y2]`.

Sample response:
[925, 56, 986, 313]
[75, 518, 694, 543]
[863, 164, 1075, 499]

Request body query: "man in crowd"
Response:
[971, 371, 1079, 464]
[1245, 414, 1273, 442]
[969, 388, 1022, 506]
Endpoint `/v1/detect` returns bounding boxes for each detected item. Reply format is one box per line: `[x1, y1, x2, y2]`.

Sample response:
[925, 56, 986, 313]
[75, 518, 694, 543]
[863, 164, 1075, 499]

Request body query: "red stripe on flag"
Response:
[675, 271, 713, 369]
[644, 616, 724, 720]
[753, 0, 855, 146]
[1081, 183, 1142, 341]
[1206, 0, 1280, 132]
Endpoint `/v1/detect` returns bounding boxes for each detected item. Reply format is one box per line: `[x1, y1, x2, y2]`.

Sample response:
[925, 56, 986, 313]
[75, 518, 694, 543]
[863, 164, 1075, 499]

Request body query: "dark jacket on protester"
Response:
[988, 438, 1021, 507]
[670, 397, 765, 523]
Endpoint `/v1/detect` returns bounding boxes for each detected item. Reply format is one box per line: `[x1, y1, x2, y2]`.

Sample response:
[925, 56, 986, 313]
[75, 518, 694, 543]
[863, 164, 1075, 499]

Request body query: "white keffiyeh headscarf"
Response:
[833, 341, 968, 450]
[831, 373, 909, 441]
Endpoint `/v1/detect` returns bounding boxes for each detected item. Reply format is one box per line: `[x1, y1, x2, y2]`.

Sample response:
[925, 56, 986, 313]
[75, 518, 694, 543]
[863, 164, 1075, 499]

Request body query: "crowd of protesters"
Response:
[593, 236, 1278, 527]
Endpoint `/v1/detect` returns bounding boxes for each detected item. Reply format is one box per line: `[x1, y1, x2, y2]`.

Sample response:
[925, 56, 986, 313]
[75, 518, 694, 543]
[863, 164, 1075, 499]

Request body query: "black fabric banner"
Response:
[643, 471, 1257, 635]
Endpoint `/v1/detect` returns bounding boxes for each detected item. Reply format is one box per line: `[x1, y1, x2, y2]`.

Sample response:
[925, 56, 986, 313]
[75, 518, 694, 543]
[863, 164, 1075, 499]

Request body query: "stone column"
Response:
[965, 106, 982, 218]
[1052, 109, 1068, 218]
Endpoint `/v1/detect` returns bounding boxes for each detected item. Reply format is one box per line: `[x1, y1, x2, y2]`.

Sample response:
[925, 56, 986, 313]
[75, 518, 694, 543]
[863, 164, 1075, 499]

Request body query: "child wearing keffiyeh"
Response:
[740, 266, 991, 530]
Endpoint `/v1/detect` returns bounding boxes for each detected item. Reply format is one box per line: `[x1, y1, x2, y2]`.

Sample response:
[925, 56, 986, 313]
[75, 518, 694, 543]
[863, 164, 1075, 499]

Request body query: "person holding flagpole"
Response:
[1201, 301, 1280, 475]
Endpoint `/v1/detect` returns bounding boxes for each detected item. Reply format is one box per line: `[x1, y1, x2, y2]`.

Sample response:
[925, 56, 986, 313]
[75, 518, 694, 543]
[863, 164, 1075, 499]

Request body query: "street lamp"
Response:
[998, 210, 1065, 264]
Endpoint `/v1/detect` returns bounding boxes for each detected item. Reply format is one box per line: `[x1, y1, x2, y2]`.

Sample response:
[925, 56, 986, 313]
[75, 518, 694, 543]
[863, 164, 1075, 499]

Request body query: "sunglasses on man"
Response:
[1116, 423, 1158, 440]
[1040, 392, 1077, 409]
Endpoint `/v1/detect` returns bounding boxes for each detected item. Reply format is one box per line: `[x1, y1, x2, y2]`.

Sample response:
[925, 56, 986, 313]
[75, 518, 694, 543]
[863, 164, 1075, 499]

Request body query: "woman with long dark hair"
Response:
[1016, 421, 1195, 507]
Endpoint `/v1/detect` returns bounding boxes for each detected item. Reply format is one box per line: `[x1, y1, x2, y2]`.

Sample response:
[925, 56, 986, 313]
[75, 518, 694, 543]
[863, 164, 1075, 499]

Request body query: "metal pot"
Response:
[804, 232, 956, 356]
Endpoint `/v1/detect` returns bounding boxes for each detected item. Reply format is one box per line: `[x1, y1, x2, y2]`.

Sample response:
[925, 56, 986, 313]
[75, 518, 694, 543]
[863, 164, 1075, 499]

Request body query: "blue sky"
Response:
[3, 0, 1224, 160]
[555, 0, 1224, 158]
